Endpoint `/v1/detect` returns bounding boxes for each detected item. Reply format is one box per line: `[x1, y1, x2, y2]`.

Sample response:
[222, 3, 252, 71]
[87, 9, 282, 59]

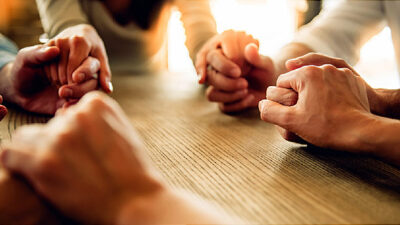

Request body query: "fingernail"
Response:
[76, 73, 85, 82]
[231, 68, 241, 77]
[290, 58, 302, 65]
[259, 100, 265, 112]
[0, 106, 7, 121]
[40, 46, 52, 53]
[63, 88, 73, 97]
[239, 80, 248, 89]
[107, 81, 113, 93]
[239, 89, 248, 95]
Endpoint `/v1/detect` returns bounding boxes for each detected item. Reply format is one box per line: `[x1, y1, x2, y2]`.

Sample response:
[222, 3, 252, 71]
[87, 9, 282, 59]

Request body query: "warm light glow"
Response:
[168, 0, 399, 89]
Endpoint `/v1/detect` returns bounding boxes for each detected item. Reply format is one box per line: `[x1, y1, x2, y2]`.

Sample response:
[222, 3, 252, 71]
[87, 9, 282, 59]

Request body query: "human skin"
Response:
[259, 54, 400, 166]
[266, 53, 400, 143]
[46, 24, 113, 93]
[0, 95, 7, 121]
[0, 44, 101, 224]
[196, 35, 312, 112]
[1, 92, 234, 224]
[0, 44, 100, 115]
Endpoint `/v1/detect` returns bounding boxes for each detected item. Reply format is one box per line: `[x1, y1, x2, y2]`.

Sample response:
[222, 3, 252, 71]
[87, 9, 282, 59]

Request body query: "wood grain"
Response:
[1, 71, 400, 224]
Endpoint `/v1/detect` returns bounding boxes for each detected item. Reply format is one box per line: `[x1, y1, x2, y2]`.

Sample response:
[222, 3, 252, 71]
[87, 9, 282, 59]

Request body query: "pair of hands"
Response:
[196, 30, 277, 112]
[260, 53, 373, 151]
[0, 24, 112, 118]
[1, 92, 164, 224]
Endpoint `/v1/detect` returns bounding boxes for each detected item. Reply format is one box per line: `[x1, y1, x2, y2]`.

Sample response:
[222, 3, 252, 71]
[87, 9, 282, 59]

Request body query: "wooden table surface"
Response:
[1, 71, 400, 224]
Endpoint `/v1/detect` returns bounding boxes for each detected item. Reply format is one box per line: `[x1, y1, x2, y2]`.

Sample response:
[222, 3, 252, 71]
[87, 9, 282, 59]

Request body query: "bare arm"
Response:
[372, 89, 400, 119]
[117, 189, 234, 224]
[176, 0, 217, 63]
[356, 114, 400, 166]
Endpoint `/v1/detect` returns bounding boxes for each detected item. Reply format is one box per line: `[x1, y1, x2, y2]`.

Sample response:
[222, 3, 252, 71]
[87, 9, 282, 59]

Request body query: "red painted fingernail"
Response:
[0, 106, 8, 121]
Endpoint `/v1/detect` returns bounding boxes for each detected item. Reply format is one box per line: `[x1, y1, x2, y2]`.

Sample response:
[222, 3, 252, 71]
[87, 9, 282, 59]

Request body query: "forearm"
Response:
[35, 0, 88, 37]
[371, 88, 400, 119]
[117, 188, 235, 224]
[357, 114, 400, 166]
[177, 0, 217, 63]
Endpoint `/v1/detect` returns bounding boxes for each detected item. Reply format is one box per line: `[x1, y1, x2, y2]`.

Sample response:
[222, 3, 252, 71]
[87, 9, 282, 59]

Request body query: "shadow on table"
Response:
[283, 145, 400, 195]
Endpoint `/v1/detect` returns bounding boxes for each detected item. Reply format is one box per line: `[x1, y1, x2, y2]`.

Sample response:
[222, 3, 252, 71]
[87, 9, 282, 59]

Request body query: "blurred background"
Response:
[1, 0, 398, 89]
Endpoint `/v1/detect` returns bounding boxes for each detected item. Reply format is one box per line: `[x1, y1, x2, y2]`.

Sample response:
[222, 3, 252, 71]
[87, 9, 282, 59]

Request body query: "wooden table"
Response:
[1, 71, 400, 224]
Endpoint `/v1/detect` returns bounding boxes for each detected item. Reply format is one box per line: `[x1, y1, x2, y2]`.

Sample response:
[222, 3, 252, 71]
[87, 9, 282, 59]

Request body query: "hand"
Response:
[259, 63, 371, 152]
[5, 45, 100, 115]
[285, 53, 384, 115]
[1, 92, 164, 224]
[0, 95, 7, 121]
[206, 43, 277, 112]
[46, 24, 113, 93]
[267, 53, 381, 143]
[196, 30, 259, 84]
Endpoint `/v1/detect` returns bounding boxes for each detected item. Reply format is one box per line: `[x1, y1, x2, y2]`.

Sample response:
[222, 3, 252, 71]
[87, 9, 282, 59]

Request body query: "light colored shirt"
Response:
[293, 0, 400, 73]
[35, 0, 217, 73]
[0, 34, 18, 70]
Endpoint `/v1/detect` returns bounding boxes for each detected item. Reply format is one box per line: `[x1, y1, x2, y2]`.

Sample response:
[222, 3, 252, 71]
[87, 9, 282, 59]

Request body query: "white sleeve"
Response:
[293, 0, 386, 65]
[176, 0, 217, 62]
[35, 0, 88, 37]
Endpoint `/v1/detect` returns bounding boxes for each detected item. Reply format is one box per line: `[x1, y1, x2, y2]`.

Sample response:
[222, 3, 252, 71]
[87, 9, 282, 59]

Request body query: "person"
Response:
[0, 33, 101, 116]
[0, 33, 108, 224]
[199, 0, 400, 164]
[1, 92, 236, 224]
[34, 0, 260, 91]
[199, 0, 400, 113]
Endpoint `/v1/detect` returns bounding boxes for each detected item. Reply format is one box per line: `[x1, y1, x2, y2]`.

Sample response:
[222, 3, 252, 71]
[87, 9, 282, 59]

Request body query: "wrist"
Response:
[356, 114, 400, 165]
[372, 88, 400, 118]
[115, 185, 170, 225]
[116, 187, 231, 225]
[367, 86, 388, 116]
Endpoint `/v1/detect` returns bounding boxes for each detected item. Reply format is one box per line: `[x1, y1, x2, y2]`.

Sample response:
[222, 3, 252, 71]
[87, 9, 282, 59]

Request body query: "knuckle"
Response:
[72, 110, 90, 124]
[304, 52, 320, 59]
[84, 92, 110, 111]
[341, 68, 353, 75]
[70, 35, 89, 48]
[321, 64, 337, 72]
[302, 66, 322, 80]
[266, 86, 276, 99]
[34, 153, 59, 178]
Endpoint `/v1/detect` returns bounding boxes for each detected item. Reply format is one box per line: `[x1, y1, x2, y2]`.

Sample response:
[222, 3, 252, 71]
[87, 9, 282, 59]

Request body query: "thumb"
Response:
[244, 43, 274, 71]
[21, 45, 60, 66]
